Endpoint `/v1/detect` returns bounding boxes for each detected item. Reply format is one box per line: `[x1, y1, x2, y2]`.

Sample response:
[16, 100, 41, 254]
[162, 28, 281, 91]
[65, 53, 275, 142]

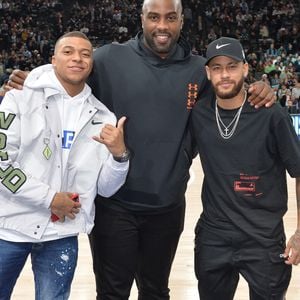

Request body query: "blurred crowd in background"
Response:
[0, 0, 299, 111]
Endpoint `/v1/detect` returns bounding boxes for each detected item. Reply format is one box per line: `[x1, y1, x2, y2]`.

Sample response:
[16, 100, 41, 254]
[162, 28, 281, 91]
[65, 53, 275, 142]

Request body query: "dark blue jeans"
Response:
[0, 236, 78, 300]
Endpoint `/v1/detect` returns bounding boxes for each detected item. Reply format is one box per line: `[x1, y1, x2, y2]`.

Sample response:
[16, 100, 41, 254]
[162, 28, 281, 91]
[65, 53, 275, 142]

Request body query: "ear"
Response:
[140, 14, 144, 29]
[205, 66, 211, 80]
[243, 63, 249, 78]
[180, 14, 184, 29]
[51, 56, 56, 66]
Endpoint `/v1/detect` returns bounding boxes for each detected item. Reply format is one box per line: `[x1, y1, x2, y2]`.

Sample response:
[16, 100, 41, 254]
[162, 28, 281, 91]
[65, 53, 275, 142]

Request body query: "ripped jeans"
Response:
[0, 236, 78, 300]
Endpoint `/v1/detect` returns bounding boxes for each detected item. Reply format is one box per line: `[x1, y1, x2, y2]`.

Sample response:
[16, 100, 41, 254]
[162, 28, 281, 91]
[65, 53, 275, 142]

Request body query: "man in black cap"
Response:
[191, 37, 300, 300]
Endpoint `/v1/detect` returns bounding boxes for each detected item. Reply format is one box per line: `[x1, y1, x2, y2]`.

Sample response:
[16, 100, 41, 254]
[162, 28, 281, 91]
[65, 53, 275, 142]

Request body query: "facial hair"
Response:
[215, 77, 244, 100]
[143, 30, 180, 57]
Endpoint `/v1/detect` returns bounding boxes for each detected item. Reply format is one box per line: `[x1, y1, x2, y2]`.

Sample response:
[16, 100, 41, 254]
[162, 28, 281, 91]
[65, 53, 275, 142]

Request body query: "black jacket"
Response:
[88, 32, 211, 213]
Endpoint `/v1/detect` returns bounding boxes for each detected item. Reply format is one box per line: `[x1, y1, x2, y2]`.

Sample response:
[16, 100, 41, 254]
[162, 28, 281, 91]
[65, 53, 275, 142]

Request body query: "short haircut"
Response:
[142, 0, 182, 14]
[54, 31, 91, 53]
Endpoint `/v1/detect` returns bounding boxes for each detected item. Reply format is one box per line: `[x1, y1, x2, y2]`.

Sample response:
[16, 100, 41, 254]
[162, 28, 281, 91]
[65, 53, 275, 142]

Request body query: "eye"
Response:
[167, 15, 178, 22]
[211, 66, 221, 72]
[228, 64, 238, 70]
[148, 15, 159, 21]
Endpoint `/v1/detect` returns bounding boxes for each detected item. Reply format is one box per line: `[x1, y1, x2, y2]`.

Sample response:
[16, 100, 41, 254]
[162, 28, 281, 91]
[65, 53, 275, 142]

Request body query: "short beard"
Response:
[215, 77, 244, 100]
[143, 32, 178, 57]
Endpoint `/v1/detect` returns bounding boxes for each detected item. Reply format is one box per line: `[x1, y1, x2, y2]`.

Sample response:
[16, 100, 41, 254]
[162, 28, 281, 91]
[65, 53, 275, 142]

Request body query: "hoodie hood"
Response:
[126, 32, 192, 67]
[25, 64, 65, 92]
[24, 64, 116, 115]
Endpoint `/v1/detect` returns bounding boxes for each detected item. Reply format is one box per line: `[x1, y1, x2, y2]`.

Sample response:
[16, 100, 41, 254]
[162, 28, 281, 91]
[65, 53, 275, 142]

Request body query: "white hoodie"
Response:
[0, 64, 128, 241]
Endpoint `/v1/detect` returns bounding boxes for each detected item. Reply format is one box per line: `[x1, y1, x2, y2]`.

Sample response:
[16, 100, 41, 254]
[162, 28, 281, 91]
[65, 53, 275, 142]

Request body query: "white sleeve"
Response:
[97, 154, 129, 197]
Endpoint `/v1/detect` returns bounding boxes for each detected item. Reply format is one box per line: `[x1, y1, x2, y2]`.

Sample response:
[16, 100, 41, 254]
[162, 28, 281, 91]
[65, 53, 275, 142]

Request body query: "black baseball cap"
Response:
[205, 37, 246, 65]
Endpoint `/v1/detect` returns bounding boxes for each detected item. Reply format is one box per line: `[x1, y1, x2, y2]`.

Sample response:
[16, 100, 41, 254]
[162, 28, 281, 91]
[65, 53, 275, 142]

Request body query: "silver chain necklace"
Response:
[215, 91, 247, 139]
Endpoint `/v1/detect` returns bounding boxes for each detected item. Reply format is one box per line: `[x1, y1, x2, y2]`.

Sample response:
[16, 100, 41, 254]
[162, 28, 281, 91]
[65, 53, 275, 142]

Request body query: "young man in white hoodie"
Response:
[0, 31, 129, 300]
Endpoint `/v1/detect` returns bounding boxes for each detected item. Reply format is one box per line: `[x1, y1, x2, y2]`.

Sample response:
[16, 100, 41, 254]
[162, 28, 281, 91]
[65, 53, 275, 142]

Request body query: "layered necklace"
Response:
[215, 90, 247, 139]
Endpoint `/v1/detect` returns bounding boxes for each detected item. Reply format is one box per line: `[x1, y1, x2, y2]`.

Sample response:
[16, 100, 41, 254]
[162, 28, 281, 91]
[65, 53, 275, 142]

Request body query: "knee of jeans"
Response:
[35, 271, 73, 300]
[34, 242, 78, 299]
[36, 287, 71, 300]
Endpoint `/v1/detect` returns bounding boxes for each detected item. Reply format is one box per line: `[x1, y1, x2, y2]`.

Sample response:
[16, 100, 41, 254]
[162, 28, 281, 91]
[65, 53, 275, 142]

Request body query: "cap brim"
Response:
[205, 55, 244, 65]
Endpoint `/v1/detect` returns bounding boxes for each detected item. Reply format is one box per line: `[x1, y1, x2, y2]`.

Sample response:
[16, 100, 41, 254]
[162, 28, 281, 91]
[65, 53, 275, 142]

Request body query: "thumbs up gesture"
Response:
[93, 116, 127, 157]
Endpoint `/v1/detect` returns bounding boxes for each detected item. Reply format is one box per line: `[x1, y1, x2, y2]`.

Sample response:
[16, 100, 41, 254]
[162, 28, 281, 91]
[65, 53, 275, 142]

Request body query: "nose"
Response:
[72, 51, 82, 61]
[220, 67, 230, 78]
[156, 17, 169, 30]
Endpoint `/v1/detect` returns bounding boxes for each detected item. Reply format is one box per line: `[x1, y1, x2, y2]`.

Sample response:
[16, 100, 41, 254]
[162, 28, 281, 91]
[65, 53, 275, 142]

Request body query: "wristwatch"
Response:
[113, 148, 130, 163]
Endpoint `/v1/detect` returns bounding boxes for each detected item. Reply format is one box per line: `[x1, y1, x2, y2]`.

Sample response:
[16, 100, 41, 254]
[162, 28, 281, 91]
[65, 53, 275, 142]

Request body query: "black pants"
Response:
[89, 202, 185, 300]
[194, 221, 292, 300]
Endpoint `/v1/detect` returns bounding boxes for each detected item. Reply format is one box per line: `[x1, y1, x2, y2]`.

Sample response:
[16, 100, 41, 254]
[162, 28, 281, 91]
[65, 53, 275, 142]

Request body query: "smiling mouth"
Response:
[154, 34, 170, 44]
[69, 66, 84, 71]
[218, 81, 234, 86]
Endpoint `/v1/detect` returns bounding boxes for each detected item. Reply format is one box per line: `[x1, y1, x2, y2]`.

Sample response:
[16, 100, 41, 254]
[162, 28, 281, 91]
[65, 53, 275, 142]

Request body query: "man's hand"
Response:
[248, 81, 276, 108]
[50, 192, 81, 222]
[0, 89, 5, 98]
[283, 230, 300, 265]
[93, 116, 127, 157]
[7, 69, 29, 90]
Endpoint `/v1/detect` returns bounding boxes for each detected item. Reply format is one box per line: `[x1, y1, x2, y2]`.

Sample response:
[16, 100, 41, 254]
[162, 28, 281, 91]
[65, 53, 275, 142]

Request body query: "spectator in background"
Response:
[0, 68, 12, 87]
[277, 83, 290, 107]
[292, 74, 300, 112]
[183, 4, 193, 31]
[264, 59, 276, 74]
[261, 73, 271, 85]
[270, 71, 281, 90]
[0, 80, 7, 103]
[266, 43, 279, 57]
[286, 89, 296, 113]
